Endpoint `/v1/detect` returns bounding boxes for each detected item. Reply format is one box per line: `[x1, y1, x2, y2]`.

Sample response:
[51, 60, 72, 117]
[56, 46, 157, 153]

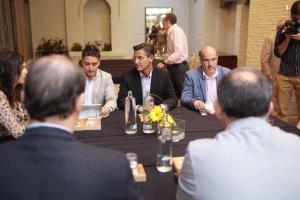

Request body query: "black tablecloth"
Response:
[75, 107, 300, 200]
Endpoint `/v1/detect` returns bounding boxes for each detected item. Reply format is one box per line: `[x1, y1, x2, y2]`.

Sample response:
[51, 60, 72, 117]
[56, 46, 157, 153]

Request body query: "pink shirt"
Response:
[165, 24, 188, 64]
[203, 70, 218, 107]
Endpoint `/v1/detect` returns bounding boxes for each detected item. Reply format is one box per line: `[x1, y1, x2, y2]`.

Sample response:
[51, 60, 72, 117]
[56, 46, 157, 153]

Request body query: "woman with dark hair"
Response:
[0, 52, 29, 138]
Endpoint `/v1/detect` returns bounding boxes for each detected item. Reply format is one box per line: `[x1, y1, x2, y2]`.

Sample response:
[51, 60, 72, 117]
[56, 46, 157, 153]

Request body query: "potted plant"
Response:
[70, 42, 83, 51]
[36, 37, 68, 58]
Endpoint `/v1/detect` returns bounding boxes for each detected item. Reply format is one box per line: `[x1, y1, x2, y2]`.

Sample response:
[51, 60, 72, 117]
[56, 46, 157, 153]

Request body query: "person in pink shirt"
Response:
[157, 13, 189, 98]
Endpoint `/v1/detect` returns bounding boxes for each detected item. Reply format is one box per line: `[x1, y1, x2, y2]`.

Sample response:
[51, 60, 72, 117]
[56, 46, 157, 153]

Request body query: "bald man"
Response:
[181, 46, 230, 113]
[177, 67, 300, 200]
[0, 55, 139, 199]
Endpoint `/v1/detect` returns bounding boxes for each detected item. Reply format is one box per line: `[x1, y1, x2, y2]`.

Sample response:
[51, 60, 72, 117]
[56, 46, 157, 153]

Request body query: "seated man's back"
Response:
[0, 128, 138, 199]
[177, 67, 300, 200]
[178, 120, 300, 200]
[0, 55, 139, 200]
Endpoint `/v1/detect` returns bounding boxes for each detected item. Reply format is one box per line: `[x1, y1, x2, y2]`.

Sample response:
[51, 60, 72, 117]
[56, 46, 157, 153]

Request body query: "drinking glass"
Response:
[199, 108, 208, 116]
[126, 152, 138, 175]
[172, 119, 185, 142]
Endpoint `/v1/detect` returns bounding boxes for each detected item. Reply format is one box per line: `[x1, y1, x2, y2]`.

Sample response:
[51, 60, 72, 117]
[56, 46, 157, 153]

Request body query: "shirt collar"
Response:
[139, 69, 153, 80]
[203, 68, 218, 80]
[27, 122, 72, 133]
[85, 70, 99, 81]
[167, 24, 177, 34]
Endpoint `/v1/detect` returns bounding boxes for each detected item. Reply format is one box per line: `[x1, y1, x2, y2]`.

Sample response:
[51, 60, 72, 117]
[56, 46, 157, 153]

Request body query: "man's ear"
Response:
[214, 100, 223, 120]
[214, 100, 231, 127]
[79, 60, 83, 67]
[75, 93, 84, 113]
[149, 55, 154, 62]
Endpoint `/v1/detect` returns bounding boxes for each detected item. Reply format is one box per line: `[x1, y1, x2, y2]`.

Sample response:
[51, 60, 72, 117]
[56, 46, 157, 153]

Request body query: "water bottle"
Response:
[125, 91, 137, 134]
[143, 91, 155, 134]
[156, 105, 172, 172]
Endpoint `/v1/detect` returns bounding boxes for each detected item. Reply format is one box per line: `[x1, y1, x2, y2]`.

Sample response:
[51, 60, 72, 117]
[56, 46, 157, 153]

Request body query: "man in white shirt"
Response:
[181, 46, 230, 113]
[117, 43, 177, 111]
[81, 44, 117, 116]
[157, 13, 189, 98]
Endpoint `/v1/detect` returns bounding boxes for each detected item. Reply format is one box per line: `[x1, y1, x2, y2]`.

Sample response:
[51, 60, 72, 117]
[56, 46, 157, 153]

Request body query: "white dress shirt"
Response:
[203, 70, 218, 107]
[84, 78, 96, 104]
[166, 24, 188, 64]
[140, 70, 152, 100]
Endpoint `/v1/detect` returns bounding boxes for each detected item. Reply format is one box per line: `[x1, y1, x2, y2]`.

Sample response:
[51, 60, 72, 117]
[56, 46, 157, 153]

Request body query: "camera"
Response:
[282, 20, 300, 35]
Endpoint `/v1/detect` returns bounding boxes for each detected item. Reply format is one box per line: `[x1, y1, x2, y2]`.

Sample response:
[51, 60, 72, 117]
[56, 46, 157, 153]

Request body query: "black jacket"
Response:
[117, 67, 178, 110]
[0, 127, 139, 200]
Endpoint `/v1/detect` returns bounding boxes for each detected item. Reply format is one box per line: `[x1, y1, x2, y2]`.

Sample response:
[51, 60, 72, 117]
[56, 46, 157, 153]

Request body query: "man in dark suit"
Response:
[0, 55, 140, 200]
[117, 43, 177, 111]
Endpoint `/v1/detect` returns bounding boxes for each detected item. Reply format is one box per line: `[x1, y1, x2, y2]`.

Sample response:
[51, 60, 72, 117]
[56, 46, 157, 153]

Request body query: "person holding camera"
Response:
[274, 0, 300, 123]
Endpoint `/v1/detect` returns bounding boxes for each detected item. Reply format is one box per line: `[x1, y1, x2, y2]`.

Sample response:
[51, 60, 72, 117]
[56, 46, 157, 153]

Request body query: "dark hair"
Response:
[25, 55, 85, 121]
[82, 43, 101, 60]
[0, 52, 24, 106]
[133, 43, 154, 56]
[164, 13, 177, 25]
[291, 0, 300, 16]
[15, 83, 23, 102]
[217, 67, 272, 118]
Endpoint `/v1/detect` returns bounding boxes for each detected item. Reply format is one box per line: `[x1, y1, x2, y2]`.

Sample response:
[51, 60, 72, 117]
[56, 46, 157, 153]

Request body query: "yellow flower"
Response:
[149, 106, 164, 123]
[158, 114, 175, 127]
[166, 114, 175, 126]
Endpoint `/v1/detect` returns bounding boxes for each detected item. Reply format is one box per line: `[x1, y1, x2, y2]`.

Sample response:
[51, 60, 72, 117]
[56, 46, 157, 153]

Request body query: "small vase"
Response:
[156, 123, 172, 172]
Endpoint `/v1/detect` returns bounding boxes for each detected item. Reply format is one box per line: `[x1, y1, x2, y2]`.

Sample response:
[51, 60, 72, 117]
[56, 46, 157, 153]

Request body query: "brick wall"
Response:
[246, 0, 293, 68]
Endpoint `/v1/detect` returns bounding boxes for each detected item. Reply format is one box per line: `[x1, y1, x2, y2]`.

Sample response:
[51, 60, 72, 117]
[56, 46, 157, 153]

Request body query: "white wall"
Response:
[29, 0, 66, 52]
[29, 0, 247, 62]
[218, 5, 237, 54]
[84, 0, 111, 45]
[109, 0, 190, 57]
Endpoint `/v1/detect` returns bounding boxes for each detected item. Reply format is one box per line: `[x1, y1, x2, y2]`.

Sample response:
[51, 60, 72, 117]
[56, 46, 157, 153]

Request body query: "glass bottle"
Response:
[143, 91, 155, 134]
[156, 104, 172, 172]
[125, 91, 137, 134]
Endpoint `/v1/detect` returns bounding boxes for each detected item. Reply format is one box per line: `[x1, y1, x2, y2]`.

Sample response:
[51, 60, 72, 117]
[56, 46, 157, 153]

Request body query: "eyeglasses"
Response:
[131, 56, 148, 63]
[201, 57, 217, 64]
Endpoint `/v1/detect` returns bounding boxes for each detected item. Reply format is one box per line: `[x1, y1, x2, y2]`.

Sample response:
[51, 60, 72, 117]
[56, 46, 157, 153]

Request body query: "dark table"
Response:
[75, 107, 300, 200]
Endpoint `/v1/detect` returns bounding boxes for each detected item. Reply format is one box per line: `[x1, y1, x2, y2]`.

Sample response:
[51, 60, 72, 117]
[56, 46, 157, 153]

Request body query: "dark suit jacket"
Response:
[0, 127, 139, 200]
[117, 67, 178, 110]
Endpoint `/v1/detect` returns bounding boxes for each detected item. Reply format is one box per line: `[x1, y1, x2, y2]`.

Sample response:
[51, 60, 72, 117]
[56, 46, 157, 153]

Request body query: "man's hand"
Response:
[193, 100, 205, 111]
[290, 32, 300, 40]
[156, 62, 165, 69]
[100, 107, 110, 117]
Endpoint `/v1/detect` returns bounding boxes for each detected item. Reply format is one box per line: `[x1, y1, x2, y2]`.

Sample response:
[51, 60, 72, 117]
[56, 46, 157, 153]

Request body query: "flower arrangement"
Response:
[148, 105, 175, 127]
